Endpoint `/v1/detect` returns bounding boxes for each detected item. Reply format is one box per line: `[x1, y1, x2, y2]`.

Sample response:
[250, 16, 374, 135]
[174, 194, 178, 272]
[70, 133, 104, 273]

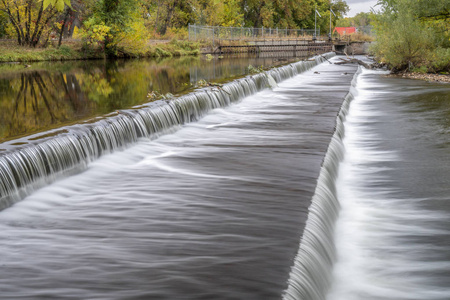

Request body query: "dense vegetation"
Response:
[144, 0, 348, 35]
[0, 0, 349, 58]
[1, 0, 449, 74]
[372, 0, 450, 73]
[337, 11, 375, 35]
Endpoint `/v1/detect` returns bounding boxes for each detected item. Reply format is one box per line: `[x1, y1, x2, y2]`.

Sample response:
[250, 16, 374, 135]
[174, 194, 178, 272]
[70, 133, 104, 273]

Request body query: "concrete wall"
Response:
[346, 42, 371, 55]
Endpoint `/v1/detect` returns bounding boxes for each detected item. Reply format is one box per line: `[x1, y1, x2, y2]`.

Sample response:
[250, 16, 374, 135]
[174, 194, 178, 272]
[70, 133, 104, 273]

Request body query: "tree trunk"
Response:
[30, 3, 44, 46]
[67, 9, 80, 38]
[13, 1, 25, 43]
[2, 3, 23, 45]
[25, 0, 32, 44]
[161, 0, 178, 35]
[58, 8, 71, 47]
[154, 0, 161, 33]
[34, 10, 57, 47]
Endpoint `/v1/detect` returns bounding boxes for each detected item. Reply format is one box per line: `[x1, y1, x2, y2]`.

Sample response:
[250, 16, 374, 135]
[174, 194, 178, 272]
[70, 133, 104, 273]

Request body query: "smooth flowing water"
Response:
[284, 68, 450, 300]
[0, 57, 448, 300]
[0, 55, 359, 299]
[0, 55, 301, 142]
[327, 69, 450, 300]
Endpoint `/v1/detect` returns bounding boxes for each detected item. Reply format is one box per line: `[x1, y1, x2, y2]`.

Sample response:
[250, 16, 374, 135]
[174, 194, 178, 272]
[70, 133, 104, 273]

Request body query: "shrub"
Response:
[429, 47, 450, 72]
[411, 66, 428, 73]
[372, 11, 434, 71]
[165, 27, 189, 40]
[79, 18, 112, 52]
[116, 18, 149, 57]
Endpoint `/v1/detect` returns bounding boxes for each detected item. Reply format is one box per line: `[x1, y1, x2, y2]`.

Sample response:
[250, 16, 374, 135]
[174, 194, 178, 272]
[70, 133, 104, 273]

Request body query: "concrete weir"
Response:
[0, 56, 362, 300]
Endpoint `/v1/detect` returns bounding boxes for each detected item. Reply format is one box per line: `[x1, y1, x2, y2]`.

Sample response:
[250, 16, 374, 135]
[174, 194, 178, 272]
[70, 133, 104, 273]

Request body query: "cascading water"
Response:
[0, 54, 333, 210]
[327, 69, 450, 300]
[0, 56, 360, 300]
[284, 66, 450, 300]
[1, 53, 446, 300]
[283, 67, 362, 300]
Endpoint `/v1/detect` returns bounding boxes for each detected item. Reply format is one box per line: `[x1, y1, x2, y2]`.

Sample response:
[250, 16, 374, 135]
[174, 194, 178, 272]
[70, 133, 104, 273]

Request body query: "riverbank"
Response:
[387, 71, 450, 84]
[0, 40, 93, 62]
[0, 39, 201, 63]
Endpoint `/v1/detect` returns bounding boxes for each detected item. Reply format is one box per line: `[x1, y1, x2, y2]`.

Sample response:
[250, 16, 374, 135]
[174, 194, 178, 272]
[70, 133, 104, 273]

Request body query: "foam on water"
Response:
[0, 56, 360, 300]
[327, 68, 450, 300]
[0, 54, 333, 210]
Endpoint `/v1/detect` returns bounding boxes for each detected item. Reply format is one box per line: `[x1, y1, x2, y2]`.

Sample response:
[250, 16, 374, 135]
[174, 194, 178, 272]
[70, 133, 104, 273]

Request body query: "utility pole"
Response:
[329, 8, 336, 41]
[314, 7, 321, 41]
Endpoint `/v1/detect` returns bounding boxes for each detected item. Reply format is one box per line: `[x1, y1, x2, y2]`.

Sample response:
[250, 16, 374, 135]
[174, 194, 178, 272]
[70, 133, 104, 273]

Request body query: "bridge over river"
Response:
[213, 40, 370, 57]
[0, 55, 448, 299]
[189, 24, 371, 56]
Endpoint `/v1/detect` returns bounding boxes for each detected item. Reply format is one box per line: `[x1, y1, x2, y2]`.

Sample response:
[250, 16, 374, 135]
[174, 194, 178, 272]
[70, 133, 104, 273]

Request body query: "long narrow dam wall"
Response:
[0, 54, 367, 299]
[0, 53, 335, 210]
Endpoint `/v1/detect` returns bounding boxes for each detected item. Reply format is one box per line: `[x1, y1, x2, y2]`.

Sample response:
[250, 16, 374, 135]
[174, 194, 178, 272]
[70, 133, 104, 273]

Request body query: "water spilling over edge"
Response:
[0, 53, 335, 210]
[282, 67, 362, 300]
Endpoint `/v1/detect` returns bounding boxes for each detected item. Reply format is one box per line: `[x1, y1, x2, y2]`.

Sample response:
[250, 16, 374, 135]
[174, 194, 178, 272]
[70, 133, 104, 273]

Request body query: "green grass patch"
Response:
[0, 39, 200, 63]
[0, 40, 101, 62]
[146, 40, 200, 58]
[411, 66, 428, 74]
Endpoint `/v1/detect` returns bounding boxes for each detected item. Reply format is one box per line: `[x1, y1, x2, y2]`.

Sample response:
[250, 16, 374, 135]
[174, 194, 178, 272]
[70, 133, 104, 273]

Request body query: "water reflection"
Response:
[0, 55, 300, 142]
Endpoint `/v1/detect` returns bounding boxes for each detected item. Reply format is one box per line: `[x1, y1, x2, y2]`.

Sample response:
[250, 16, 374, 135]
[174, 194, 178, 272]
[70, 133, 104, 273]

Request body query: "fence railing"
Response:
[188, 24, 321, 42]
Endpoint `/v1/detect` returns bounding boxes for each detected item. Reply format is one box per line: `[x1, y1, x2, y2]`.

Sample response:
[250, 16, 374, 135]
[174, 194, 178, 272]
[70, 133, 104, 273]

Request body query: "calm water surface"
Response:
[0, 55, 300, 142]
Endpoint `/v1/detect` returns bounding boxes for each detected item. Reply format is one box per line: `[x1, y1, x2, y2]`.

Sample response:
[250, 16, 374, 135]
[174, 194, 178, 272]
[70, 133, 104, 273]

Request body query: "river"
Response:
[0, 56, 448, 300]
[0, 55, 300, 143]
[327, 69, 450, 300]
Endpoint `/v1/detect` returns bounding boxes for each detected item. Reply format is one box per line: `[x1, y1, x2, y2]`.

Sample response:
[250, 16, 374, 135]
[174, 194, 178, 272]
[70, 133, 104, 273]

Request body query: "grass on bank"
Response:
[145, 40, 200, 58]
[0, 39, 202, 63]
[0, 40, 97, 62]
[0, 33, 378, 63]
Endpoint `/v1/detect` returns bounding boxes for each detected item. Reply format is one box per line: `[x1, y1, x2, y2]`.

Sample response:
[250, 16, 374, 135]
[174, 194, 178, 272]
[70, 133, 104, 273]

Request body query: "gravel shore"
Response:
[390, 72, 450, 83]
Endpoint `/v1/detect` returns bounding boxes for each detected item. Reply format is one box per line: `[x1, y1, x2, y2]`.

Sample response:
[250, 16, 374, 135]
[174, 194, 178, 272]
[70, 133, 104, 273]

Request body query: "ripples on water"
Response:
[327, 69, 450, 300]
[0, 59, 358, 299]
[1, 60, 447, 300]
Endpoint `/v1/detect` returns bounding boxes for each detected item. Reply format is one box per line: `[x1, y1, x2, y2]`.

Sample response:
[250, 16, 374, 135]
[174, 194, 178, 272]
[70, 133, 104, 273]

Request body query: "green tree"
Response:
[142, 0, 348, 36]
[143, 0, 196, 35]
[373, 10, 434, 70]
[0, 10, 7, 37]
[337, 12, 375, 27]
[336, 12, 375, 34]
[0, 0, 70, 47]
[81, 0, 148, 57]
[373, 0, 450, 72]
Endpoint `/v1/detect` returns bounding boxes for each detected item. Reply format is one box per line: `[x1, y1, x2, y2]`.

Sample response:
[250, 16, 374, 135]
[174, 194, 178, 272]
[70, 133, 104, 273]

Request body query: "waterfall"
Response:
[282, 67, 362, 300]
[0, 53, 335, 210]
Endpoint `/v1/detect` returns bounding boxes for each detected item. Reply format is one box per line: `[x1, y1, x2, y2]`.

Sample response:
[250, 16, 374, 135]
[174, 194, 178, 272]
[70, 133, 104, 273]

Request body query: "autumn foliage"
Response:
[1, 0, 351, 57]
[372, 0, 450, 73]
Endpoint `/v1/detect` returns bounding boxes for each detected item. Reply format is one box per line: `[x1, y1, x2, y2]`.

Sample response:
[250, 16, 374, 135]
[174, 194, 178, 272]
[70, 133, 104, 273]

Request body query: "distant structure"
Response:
[333, 27, 356, 35]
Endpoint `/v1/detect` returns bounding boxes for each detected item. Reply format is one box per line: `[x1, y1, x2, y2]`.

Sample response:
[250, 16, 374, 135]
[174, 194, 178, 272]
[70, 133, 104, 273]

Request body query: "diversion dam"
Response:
[0, 55, 448, 300]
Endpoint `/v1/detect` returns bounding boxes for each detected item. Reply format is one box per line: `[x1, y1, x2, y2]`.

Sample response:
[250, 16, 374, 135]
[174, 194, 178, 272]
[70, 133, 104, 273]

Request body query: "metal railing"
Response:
[188, 24, 320, 42]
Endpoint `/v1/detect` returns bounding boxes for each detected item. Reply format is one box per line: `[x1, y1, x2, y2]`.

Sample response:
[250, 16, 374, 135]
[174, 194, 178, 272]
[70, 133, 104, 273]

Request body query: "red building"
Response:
[334, 27, 356, 35]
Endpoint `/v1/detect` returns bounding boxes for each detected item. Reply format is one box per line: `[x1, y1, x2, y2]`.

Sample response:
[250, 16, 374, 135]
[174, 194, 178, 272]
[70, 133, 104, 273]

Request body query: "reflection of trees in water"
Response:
[0, 60, 194, 142]
[1, 55, 284, 142]
[188, 55, 298, 84]
[63, 73, 90, 114]
[0, 71, 93, 141]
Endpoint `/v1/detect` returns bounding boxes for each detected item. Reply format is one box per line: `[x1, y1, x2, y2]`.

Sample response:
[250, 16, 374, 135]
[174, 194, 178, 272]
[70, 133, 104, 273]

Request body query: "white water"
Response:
[327, 69, 450, 300]
[0, 57, 358, 299]
[0, 55, 330, 210]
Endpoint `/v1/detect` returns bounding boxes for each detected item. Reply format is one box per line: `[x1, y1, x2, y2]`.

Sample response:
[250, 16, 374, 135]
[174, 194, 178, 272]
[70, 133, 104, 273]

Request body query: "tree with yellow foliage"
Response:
[80, 0, 148, 57]
[0, 0, 70, 47]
